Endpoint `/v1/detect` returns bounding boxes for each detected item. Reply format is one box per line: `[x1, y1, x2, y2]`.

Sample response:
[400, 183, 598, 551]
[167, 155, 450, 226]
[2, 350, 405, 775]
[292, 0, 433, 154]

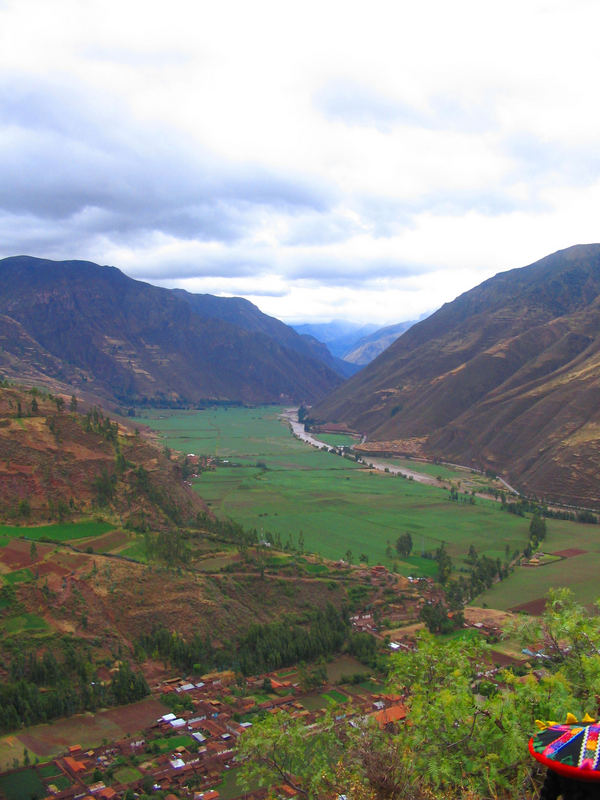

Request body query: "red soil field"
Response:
[489, 650, 526, 667]
[0, 550, 30, 569]
[551, 548, 588, 558]
[509, 597, 547, 616]
[17, 698, 166, 757]
[100, 698, 166, 729]
[81, 530, 129, 552]
[35, 562, 70, 578]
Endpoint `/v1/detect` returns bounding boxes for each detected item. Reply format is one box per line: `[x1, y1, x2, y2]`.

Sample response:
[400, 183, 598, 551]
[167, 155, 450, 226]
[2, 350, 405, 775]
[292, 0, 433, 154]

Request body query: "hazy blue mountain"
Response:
[292, 321, 378, 359]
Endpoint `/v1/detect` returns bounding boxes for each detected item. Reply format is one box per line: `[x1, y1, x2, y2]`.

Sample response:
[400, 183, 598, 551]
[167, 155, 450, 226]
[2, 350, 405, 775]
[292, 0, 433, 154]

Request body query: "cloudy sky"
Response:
[2, 0, 600, 325]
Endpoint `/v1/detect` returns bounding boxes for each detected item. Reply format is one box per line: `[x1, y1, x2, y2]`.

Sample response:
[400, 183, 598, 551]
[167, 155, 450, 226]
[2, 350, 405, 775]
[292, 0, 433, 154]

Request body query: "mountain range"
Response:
[293, 319, 420, 365]
[311, 244, 600, 508]
[342, 319, 420, 365]
[0, 256, 343, 408]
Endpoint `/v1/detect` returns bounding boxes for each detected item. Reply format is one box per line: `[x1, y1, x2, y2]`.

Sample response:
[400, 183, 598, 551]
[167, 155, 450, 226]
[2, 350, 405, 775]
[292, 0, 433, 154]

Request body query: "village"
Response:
[0, 572, 516, 800]
[0, 659, 411, 800]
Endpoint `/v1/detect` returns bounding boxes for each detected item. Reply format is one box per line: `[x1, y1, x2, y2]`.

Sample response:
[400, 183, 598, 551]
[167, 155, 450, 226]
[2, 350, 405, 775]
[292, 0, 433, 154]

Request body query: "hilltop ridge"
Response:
[0, 256, 342, 408]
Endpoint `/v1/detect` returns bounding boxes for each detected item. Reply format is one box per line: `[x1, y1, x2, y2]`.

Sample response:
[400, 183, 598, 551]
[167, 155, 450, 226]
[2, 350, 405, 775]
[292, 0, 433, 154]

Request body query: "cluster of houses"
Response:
[6, 666, 408, 800]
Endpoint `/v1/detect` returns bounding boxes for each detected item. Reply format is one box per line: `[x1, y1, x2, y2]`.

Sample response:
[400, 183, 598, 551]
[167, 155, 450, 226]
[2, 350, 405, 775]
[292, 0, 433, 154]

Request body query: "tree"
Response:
[69, 394, 77, 412]
[395, 532, 413, 557]
[419, 600, 454, 634]
[512, 587, 600, 705]
[529, 514, 546, 544]
[237, 710, 343, 798]
[466, 543, 478, 564]
[435, 542, 452, 584]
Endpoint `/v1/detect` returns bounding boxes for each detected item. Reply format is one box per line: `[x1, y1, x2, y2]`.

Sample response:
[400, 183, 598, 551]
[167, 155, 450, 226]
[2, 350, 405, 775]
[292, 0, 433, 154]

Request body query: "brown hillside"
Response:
[312, 244, 600, 507]
[0, 384, 203, 527]
[0, 256, 341, 407]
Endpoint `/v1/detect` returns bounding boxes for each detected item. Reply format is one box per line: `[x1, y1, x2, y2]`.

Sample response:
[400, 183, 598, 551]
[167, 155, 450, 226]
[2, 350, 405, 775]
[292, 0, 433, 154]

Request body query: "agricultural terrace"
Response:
[0, 520, 113, 545]
[0, 522, 145, 598]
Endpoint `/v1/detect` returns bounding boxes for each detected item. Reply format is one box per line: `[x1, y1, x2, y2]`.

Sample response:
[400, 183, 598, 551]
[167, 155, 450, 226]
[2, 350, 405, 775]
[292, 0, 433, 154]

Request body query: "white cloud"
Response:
[1, 0, 600, 324]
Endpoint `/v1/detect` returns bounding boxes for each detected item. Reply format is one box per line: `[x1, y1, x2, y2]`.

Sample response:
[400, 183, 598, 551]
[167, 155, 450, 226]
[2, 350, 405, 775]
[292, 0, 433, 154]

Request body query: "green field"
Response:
[0, 768, 45, 800]
[136, 407, 600, 605]
[0, 521, 114, 543]
[315, 432, 359, 448]
[152, 733, 195, 753]
[37, 763, 59, 778]
[194, 461, 532, 567]
[114, 765, 142, 783]
[216, 765, 263, 800]
[118, 538, 148, 562]
[478, 540, 600, 609]
[3, 568, 34, 585]
[3, 613, 49, 635]
[323, 689, 348, 703]
[48, 774, 71, 790]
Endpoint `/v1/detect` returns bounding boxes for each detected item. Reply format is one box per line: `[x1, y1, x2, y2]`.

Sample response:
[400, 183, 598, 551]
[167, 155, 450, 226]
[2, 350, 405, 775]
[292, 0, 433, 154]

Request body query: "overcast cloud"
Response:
[1, 0, 600, 324]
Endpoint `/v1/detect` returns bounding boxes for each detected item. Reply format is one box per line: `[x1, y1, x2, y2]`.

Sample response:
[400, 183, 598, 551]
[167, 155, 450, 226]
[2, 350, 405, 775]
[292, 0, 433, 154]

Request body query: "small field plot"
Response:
[37, 763, 60, 778]
[315, 432, 359, 448]
[300, 694, 328, 711]
[195, 552, 240, 571]
[48, 774, 71, 791]
[0, 768, 45, 800]
[323, 689, 348, 704]
[77, 529, 130, 553]
[3, 567, 34, 585]
[215, 765, 262, 800]
[326, 655, 372, 683]
[118, 537, 148, 562]
[3, 698, 166, 770]
[0, 520, 114, 543]
[476, 516, 600, 609]
[152, 734, 195, 753]
[114, 765, 142, 783]
[3, 613, 48, 635]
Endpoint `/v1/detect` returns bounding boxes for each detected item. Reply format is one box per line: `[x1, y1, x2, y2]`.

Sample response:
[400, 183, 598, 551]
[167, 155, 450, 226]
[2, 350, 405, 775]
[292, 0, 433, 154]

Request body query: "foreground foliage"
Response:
[238, 589, 600, 799]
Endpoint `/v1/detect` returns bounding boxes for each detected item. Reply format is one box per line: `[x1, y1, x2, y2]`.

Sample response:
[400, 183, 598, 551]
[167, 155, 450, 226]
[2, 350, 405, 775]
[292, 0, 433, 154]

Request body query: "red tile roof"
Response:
[371, 704, 408, 728]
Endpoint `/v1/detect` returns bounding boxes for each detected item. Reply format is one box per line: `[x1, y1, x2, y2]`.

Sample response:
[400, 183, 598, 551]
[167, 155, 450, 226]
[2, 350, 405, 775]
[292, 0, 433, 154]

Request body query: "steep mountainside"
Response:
[173, 289, 358, 377]
[0, 256, 341, 406]
[312, 244, 600, 507]
[343, 319, 417, 365]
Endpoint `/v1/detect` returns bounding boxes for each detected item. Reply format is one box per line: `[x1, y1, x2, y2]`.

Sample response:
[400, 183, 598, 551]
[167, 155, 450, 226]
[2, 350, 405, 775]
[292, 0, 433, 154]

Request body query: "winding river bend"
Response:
[281, 408, 520, 497]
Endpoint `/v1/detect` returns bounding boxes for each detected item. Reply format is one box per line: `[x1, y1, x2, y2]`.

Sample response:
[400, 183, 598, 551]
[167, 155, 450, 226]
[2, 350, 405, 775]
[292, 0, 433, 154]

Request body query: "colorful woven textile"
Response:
[530, 719, 600, 782]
